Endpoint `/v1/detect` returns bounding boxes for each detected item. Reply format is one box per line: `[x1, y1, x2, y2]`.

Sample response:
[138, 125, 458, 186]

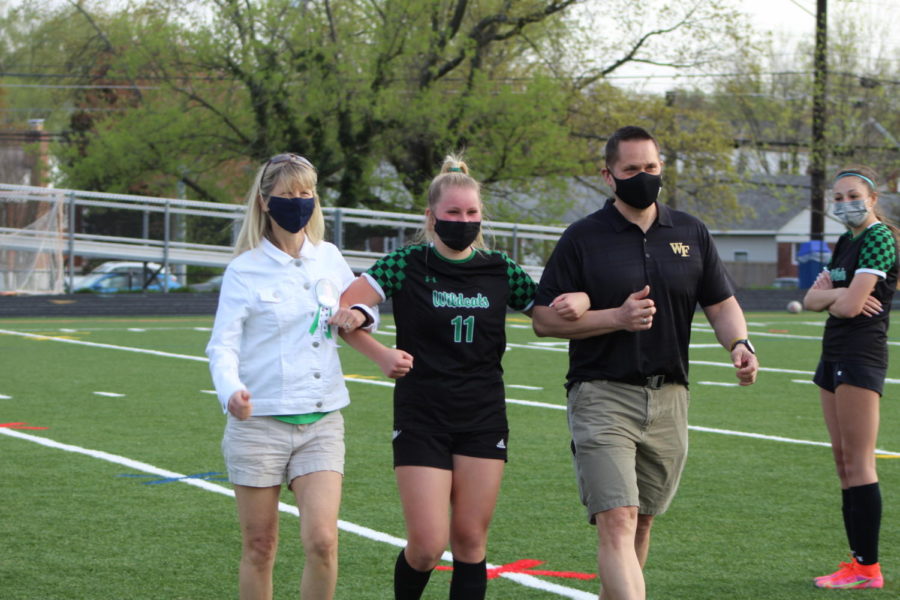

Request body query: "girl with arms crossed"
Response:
[804, 166, 898, 589]
[206, 153, 372, 600]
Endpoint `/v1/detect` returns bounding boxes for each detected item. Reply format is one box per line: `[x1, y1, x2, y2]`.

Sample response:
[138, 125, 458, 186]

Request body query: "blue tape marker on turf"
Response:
[118, 471, 228, 485]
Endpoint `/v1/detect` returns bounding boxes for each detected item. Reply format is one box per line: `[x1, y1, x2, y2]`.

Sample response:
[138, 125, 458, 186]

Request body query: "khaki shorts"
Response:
[567, 380, 689, 523]
[222, 411, 345, 488]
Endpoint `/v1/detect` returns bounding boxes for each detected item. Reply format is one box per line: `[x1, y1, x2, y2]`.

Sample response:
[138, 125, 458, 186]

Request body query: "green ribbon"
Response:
[308, 306, 333, 339]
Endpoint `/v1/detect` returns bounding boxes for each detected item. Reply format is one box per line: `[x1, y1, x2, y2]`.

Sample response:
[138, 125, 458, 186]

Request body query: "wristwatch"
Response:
[729, 338, 756, 354]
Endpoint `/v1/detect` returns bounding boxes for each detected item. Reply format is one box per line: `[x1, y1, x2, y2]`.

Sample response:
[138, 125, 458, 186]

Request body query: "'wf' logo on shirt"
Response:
[669, 243, 691, 257]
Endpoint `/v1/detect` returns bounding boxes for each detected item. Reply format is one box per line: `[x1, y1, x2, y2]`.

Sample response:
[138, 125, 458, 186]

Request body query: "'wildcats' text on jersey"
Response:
[432, 290, 491, 309]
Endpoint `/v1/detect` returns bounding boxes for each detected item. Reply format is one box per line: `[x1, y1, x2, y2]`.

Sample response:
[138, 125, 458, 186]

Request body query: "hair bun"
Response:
[440, 154, 469, 175]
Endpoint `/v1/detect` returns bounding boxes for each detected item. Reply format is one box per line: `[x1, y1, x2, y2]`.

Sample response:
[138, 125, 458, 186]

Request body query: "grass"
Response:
[0, 311, 898, 599]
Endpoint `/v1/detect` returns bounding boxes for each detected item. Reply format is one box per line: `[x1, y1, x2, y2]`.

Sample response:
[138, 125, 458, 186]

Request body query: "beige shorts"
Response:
[222, 411, 345, 488]
[567, 380, 689, 523]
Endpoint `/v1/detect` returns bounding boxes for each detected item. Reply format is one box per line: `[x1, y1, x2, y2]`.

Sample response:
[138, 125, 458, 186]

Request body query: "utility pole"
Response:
[810, 0, 828, 241]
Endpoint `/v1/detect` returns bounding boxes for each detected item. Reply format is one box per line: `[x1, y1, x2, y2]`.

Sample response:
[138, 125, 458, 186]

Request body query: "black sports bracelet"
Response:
[350, 304, 374, 328]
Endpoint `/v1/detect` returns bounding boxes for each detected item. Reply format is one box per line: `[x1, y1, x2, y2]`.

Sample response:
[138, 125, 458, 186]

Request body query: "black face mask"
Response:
[434, 218, 481, 251]
[267, 195, 315, 233]
[612, 171, 662, 210]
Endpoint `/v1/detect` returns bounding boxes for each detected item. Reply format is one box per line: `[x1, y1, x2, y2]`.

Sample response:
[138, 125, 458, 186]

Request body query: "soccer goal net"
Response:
[0, 188, 66, 295]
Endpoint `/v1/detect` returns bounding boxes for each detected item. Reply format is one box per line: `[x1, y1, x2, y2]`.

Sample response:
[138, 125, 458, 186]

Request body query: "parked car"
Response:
[73, 261, 181, 293]
[190, 274, 223, 292]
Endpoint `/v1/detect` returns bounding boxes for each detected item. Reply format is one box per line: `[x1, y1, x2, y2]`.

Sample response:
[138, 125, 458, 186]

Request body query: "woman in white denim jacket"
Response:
[206, 153, 374, 600]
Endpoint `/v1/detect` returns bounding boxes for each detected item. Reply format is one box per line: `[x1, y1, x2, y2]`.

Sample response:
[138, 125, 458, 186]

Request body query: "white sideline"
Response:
[0, 427, 594, 599]
[5, 325, 900, 595]
[3, 327, 899, 450]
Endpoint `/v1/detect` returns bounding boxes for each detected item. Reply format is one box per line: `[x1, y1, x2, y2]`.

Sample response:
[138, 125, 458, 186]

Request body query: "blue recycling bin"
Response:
[797, 240, 832, 289]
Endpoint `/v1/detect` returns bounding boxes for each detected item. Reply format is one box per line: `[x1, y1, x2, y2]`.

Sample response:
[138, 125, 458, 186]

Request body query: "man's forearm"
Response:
[532, 305, 622, 339]
[703, 296, 747, 349]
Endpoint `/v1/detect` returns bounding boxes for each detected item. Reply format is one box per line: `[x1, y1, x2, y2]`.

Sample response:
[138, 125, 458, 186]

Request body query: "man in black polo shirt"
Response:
[533, 126, 758, 600]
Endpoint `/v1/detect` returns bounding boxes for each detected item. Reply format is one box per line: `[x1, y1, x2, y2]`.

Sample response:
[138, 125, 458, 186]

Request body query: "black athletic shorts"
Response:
[392, 428, 509, 470]
[813, 359, 886, 396]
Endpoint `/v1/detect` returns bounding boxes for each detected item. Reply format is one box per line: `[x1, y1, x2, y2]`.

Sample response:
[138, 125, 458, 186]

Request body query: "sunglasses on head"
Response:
[260, 153, 314, 185]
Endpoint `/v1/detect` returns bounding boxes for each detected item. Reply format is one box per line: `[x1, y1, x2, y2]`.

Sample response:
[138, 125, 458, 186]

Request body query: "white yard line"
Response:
[0, 329, 208, 362]
[5, 324, 900, 597]
[0, 427, 594, 600]
[3, 328, 899, 455]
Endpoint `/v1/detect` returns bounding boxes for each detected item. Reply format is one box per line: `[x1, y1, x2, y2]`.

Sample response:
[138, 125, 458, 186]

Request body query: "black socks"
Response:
[846, 482, 881, 565]
[394, 549, 433, 600]
[394, 550, 488, 600]
[449, 558, 487, 600]
[841, 488, 855, 557]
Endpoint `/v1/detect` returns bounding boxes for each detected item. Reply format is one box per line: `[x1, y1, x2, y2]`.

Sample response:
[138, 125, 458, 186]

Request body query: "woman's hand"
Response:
[377, 348, 414, 379]
[811, 270, 833, 290]
[328, 306, 365, 331]
[228, 389, 252, 420]
[860, 295, 883, 317]
[550, 292, 591, 320]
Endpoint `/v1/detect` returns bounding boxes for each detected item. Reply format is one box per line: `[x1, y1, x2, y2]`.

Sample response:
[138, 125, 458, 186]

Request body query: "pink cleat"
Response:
[815, 559, 883, 589]
[815, 559, 856, 585]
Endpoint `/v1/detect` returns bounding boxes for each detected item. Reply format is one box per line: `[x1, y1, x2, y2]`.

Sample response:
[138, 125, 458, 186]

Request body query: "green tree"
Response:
[4, 0, 753, 227]
[567, 83, 747, 226]
[707, 6, 900, 182]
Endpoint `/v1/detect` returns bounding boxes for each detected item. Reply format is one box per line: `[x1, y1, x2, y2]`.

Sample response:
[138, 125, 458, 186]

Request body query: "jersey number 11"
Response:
[450, 315, 475, 343]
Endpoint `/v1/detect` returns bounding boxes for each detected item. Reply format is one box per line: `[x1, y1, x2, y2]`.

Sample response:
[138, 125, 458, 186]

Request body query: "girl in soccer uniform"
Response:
[206, 154, 372, 600]
[340, 155, 584, 600]
[804, 166, 898, 589]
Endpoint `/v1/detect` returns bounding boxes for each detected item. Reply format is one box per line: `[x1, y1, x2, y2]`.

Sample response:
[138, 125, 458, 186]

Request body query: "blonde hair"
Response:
[234, 154, 325, 255]
[420, 154, 487, 249]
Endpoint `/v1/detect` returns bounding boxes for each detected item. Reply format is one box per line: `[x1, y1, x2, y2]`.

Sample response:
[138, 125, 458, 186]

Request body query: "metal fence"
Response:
[0, 183, 563, 293]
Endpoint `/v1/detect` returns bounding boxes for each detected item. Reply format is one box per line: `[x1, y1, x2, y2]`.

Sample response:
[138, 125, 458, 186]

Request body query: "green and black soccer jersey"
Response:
[822, 221, 898, 367]
[364, 244, 536, 432]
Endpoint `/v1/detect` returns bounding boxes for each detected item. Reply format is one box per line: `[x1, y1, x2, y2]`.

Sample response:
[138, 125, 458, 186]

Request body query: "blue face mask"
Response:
[832, 199, 869, 228]
[267, 195, 315, 233]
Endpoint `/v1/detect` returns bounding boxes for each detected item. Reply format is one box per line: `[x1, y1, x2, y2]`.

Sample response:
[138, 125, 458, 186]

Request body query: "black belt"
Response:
[619, 374, 667, 389]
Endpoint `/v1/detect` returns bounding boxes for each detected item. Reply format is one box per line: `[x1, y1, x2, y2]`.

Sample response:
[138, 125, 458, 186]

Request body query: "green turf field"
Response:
[1, 311, 898, 599]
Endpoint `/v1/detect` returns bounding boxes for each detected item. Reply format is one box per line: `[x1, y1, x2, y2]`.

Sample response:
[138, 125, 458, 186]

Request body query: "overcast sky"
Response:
[608, 0, 900, 92]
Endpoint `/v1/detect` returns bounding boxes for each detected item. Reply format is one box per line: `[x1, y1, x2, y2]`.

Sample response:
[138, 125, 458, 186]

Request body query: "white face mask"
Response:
[832, 199, 869, 228]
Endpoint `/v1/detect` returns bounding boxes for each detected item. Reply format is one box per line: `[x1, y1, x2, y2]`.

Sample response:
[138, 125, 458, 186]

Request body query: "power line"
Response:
[0, 107, 126, 113]
[1, 69, 898, 85]
[0, 82, 152, 90]
[0, 70, 819, 87]
[0, 71, 234, 82]
[786, 0, 816, 17]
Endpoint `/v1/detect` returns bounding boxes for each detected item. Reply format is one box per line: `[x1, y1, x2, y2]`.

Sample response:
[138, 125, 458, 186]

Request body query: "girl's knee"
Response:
[450, 529, 488, 562]
[404, 541, 445, 571]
